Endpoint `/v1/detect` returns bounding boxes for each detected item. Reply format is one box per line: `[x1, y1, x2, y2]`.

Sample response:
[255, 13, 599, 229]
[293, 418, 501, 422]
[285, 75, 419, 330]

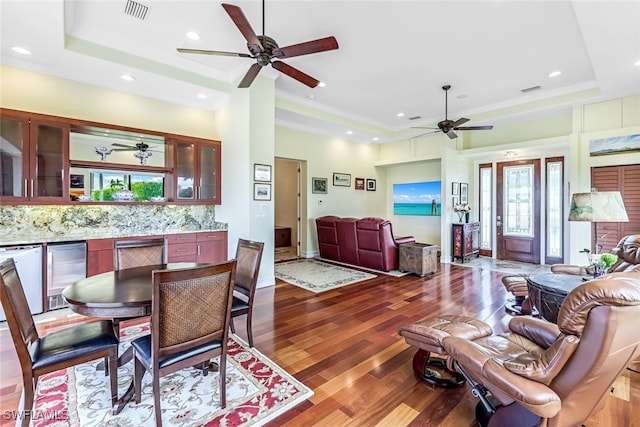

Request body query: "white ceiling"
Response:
[2, 1, 639, 143]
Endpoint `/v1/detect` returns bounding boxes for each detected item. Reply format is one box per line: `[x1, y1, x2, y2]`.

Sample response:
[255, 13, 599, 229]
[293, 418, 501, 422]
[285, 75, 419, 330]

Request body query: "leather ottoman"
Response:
[398, 315, 492, 388]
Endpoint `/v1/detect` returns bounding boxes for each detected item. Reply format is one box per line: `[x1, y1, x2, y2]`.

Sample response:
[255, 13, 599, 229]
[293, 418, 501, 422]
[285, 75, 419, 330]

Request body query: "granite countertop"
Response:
[0, 225, 228, 247]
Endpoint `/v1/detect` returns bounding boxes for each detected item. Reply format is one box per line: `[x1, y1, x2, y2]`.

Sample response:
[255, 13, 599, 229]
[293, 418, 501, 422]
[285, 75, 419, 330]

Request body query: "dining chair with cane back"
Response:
[112, 238, 167, 334]
[230, 238, 264, 347]
[114, 238, 167, 271]
[130, 260, 237, 426]
[0, 258, 119, 427]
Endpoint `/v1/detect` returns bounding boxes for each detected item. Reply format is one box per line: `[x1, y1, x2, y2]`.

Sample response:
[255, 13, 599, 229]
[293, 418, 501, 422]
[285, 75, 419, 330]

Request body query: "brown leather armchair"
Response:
[551, 234, 640, 275]
[441, 272, 640, 427]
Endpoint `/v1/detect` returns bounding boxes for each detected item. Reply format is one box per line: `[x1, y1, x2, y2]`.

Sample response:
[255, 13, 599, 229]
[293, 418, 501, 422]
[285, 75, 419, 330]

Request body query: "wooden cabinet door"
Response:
[31, 119, 69, 201]
[0, 112, 30, 202]
[86, 238, 114, 276]
[196, 231, 227, 264]
[174, 138, 221, 204]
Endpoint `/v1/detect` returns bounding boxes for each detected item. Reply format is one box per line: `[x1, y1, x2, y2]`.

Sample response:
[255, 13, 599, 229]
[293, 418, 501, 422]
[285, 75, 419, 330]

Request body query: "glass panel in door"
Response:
[504, 165, 534, 237]
[199, 144, 217, 200]
[0, 117, 27, 197]
[176, 141, 195, 200]
[34, 123, 64, 198]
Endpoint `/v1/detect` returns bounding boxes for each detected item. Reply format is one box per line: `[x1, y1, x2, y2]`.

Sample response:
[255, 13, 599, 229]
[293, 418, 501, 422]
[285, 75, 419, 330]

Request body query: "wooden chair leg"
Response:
[219, 353, 227, 409]
[154, 375, 162, 426]
[230, 317, 236, 333]
[246, 315, 254, 347]
[134, 359, 144, 404]
[21, 375, 35, 427]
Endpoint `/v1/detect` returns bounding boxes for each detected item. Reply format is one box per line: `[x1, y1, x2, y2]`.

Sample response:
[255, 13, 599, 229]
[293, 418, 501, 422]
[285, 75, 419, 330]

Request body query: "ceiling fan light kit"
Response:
[177, 2, 339, 88]
[412, 85, 494, 139]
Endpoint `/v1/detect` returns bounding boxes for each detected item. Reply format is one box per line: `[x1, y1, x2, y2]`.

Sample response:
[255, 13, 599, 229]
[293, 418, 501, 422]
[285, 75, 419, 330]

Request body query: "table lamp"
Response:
[568, 190, 629, 253]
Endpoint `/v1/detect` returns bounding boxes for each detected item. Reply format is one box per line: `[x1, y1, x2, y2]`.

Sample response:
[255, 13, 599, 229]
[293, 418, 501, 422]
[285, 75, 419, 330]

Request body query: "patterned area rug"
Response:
[31, 323, 313, 426]
[316, 257, 410, 277]
[275, 259, 376, 292]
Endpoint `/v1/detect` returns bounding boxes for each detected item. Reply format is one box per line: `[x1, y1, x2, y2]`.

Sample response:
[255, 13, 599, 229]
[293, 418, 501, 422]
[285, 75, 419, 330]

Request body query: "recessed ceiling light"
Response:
[11, 46, 31, 55]
[456, 94, 467, 99]
[635, 59, 640, 67]
[549, 70, 562, 77]
[317, 82, 326, 87]
[346, 130, 353, 135]
[197, 93, 207, 99]
[396, 112, 404, 117]
[186, 31, 200, 40]
[372, 137, 379, 141]
[120, 74, 135, 81]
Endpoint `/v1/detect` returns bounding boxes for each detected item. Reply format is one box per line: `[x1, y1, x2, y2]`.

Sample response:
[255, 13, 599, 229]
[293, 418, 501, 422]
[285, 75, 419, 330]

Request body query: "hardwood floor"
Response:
[1, 262, 638, 426]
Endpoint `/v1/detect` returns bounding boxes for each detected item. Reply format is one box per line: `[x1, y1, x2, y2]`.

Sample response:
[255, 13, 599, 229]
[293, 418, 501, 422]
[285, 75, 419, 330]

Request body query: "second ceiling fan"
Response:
[413, 85, 494, 139]
[177, 1, 338, 88]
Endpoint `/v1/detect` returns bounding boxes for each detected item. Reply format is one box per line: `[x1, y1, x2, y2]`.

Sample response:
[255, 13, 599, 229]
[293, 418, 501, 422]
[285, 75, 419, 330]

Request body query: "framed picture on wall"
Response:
[355, 177, 365, 190]
[451, 182, 459, 195]
[333, 172, 351, 187]
[254, 164, 272, 182]
[460, 183, 468, 204]
[253, 183, 271, 200]
[366, 179, 376, 191]
[312, 177, 328, 194]
[452, 196, 459, 206]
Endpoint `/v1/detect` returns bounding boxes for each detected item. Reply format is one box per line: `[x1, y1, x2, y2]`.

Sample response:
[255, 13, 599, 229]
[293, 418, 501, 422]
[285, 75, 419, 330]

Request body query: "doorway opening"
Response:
[274, 158, 301, 262]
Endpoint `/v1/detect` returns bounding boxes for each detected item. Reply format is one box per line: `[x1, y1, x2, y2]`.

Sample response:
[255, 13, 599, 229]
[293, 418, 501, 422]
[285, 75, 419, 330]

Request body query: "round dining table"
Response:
[62, 262, 203, 318]
[62, 262, 206, 414]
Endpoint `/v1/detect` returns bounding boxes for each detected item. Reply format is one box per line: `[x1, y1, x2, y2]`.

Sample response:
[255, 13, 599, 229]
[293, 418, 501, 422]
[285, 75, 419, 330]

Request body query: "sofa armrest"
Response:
[395, 236, 416, 245]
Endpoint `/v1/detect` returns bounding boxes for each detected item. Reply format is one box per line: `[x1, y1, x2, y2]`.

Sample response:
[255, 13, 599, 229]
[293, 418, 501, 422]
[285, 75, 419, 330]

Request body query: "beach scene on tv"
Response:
[393, 181, 441, 216]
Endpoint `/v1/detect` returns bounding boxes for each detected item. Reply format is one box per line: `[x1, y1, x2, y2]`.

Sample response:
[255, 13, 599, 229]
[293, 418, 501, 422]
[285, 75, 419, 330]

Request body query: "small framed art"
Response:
[355, 177, 365, 190]
[254, 164, 272, 182]
[312, 177, 328, 194]
[366, 179, 376, 191]
[253, 183, 271, 200]
[451, 182, 459, 195]
[333, 173, 351, 187]
[460, 183, 468, 204]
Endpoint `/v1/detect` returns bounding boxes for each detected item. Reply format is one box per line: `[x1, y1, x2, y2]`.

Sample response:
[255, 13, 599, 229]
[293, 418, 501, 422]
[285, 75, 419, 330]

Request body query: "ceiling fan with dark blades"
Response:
[412, 85, 494, 139]
[111, 142, 151, 152]
[177, 2, 339, 88]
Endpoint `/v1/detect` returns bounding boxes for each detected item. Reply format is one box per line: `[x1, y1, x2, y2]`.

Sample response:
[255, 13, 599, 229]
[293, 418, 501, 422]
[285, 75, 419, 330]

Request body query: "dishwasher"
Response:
[0, 245, 44, 321]
[46, 242, 87, 311]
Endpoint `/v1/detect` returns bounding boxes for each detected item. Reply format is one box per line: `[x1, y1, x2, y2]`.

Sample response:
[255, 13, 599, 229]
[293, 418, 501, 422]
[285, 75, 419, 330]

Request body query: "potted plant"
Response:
[591, 253, 618, 277]
[453, 203, 471, 223]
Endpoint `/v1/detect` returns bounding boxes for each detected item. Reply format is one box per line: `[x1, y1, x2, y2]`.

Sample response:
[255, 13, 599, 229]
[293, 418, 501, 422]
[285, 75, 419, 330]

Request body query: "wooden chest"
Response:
[399, 243, 438, 276]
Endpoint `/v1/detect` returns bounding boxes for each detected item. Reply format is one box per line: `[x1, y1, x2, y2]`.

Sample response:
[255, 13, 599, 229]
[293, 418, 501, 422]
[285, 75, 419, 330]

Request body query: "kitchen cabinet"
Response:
[0, 110, 69, 202]
[166, 233, 198, 262]
[174, 139, 221, 204]
[196, 231, 227, 263]
[451, 222, 480, 263]
[86, 238, 115, 277]
[166, 231, 227, 263]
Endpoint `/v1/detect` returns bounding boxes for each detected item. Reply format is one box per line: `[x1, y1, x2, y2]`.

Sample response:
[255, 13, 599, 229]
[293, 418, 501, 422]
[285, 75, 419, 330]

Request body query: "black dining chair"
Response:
[131, 260, 237, 426]
[230, 238, 264, 347]
[0, 258, 119, 427]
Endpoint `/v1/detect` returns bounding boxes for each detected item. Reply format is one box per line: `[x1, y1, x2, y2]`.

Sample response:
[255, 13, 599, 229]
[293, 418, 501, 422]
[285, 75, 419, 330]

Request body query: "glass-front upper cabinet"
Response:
[174, 138, 221, 204]
[0, 110, 68, 202]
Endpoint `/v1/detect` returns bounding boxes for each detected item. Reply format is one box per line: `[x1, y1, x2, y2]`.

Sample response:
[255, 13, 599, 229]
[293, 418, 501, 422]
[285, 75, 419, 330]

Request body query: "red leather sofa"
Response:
[315, 216, 415, 271]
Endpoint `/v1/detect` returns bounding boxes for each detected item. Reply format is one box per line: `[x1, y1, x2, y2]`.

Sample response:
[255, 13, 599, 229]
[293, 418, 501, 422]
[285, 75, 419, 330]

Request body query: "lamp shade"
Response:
[568, 191, 629, 222]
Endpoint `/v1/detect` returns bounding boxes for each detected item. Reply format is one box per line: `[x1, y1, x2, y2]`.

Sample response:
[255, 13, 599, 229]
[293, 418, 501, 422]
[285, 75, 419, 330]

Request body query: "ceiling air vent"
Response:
[408, 116, 422, 121]
[124, 0, 150, 20]
[521, 85, 541, 94]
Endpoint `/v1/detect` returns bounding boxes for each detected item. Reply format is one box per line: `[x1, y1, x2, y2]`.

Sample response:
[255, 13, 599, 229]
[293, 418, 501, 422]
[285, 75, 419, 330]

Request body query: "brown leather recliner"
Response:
[551, 234, 640, 275]
[440, 272, 640, 427]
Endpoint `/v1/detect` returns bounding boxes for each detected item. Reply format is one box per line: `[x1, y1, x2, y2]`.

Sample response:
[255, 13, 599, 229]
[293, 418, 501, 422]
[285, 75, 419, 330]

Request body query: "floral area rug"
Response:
[275, 258, 376, 293]
[31, 323, 313, 426]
